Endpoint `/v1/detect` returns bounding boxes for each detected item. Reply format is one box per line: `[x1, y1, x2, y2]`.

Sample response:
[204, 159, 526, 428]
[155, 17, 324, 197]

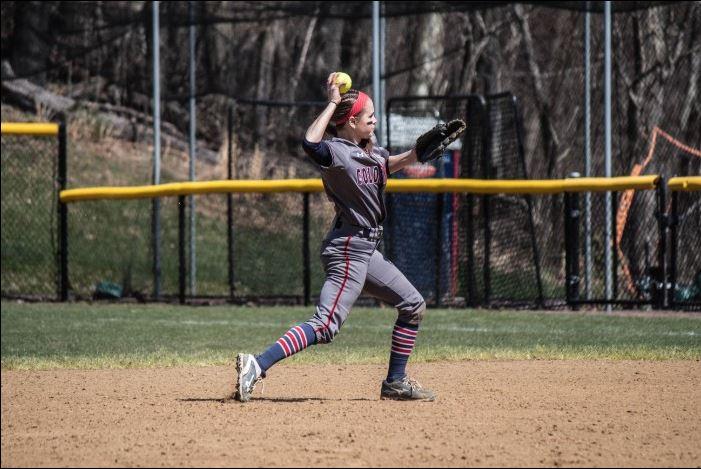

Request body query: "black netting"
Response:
[481, 94, 543, 306]
[384, 94, 546, 307]
[385, 96, 480, 306]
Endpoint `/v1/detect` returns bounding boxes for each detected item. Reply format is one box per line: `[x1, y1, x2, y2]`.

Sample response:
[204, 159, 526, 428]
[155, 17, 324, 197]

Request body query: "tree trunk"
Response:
[11, 1, 51, 83]
[514, 5, 560, 179]
[410, 13, 445, 96]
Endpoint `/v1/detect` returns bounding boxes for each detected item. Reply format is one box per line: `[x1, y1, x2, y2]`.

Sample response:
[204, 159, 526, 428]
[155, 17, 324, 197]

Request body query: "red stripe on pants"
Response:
[316, 236, 352, 336]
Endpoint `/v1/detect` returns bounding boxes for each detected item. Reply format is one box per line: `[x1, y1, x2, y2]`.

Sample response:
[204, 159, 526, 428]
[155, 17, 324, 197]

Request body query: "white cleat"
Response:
[234, 353, 262, 402]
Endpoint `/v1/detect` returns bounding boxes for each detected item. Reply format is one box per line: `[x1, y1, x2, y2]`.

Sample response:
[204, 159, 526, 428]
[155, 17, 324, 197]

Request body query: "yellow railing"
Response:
[1, 122, 60, 137]
[386, 176, 659, 194]
[59, 176, 666, 203]
[3, 122, 695, 197]
[668, 176, 701, 192]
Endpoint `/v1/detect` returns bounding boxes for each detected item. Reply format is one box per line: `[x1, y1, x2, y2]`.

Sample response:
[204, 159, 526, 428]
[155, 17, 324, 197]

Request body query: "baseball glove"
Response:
[415, 119, 467, 163]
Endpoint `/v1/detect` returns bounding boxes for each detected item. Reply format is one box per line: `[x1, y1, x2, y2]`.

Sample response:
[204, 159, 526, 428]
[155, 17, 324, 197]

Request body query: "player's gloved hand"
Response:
[415, 119, 467, 163]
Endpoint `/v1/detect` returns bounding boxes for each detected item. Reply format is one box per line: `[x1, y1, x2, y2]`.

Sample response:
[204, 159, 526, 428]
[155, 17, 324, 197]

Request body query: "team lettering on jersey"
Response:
[356, 166, 381, 186]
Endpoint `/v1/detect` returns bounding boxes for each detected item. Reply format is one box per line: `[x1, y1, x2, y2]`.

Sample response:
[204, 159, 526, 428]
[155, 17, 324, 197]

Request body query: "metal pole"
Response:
[303, 193, 310, 306]
[482, 100, 493, 307]
[483, 193, 492, 307]
[58, 121, 68, 301]
[604, 0, 613, 311]
[612, 191, 619, 300]
[178, 195, 186, 305]
[380, 2, 386, 146]
[564, 191, 573, 307]
[227, 105, 235, 301]
[465, 99, 477, 306]
[188, 1, 197, 298]
[584, 2, 592, 300]
[656, 177, 668, 309]
[372, 1, 382, 146]
[669, 191, 678, 309]
[435, 193, 444, 307]
[465, 192, 476, 306]
[565, 173, 581, 310]
[152, 0, 162, 299]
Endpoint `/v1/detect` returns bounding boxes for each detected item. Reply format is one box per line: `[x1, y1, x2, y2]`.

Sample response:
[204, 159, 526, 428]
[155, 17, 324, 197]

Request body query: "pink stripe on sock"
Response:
[392, 338, 415, 348]
[391, 346, 413, 355]
[286, 331, 300, 352]
[392, 335, 413, 342]
[290, 329, 303, 350]
[394, 326, 418, 337]
[277, 338, 291, 356]
[294, 326, 307, 348]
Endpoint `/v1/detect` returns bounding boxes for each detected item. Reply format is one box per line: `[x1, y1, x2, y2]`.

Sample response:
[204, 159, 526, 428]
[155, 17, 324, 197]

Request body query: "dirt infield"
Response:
[2, 361, 700, 467]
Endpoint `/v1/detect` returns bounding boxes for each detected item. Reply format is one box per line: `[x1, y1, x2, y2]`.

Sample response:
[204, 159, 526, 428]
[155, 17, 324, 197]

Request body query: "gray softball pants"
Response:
[305, 225, 426, 344]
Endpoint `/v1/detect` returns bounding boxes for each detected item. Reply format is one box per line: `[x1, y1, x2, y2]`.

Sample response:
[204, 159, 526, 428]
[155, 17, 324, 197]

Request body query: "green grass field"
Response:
[2, 301, 699, 370]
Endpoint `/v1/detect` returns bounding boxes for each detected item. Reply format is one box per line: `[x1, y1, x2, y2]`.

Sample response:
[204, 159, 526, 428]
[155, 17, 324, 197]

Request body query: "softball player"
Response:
[234, 72, 435, 402]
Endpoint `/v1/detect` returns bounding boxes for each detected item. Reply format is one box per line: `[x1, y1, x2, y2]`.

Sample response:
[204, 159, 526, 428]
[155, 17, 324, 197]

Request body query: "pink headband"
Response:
[334, 91, 369, 126]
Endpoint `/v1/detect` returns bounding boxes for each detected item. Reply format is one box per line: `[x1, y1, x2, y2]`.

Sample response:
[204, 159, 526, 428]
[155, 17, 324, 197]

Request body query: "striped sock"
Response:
[255, 323, 317, 374]
[386, 320, 419, 382]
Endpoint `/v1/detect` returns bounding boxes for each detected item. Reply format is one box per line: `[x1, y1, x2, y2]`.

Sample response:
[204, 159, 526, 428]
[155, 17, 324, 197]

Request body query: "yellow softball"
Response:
[335, 72, 352, 94]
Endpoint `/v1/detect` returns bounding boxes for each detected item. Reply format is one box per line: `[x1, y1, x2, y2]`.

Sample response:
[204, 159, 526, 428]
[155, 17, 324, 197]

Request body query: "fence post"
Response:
[434, 192, 444, 307]
[303, 192, 310, 306]
[178, 195, 186, 304]
[58, 121, 68, 301]
[384, 100, 394, 262]
[656, 176, 668, 309]
[481, 100, 493, 307]
[612, 191, 619, 301]
[465, 193, 477, 307]
[227, 104, 236, 302]
[669, 190, 679, 309]
[564, 173, 581, 310]
[464, 97, 479, 307]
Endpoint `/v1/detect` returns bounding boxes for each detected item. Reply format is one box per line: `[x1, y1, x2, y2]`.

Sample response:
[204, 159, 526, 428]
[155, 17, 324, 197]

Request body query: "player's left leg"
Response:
[234, 235, 372, 402]
[363, 249, 435, 401]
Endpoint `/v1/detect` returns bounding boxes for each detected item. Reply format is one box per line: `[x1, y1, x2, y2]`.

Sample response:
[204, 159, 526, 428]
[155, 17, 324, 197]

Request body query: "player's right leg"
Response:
[234, 235, 371, 402]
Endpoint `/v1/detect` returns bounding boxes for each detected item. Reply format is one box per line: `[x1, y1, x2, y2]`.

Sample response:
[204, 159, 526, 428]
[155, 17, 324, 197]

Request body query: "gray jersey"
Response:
[318, 138, 389, 229]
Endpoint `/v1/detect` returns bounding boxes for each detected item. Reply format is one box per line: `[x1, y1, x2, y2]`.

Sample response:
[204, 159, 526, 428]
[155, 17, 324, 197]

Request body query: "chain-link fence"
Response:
[385, 93, 699, 310]
[567, 188, 659, 307]
[1, 128, 60, 299]
[627, 131, 701, 309]
[59, 170, 698, 311]
[56, 100, 332, 303]
[671, 189, 701, 309]
[66, 190, 334, 303]
[564, 180, 700, 311]
[3, 108, 698, 310]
